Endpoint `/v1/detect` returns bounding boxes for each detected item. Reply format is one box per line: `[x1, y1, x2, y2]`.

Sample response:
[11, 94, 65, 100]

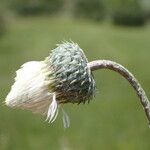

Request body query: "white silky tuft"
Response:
[62, 108, 70, 128]
[46, 93, 59, 123]
[5, 61, 59, 123]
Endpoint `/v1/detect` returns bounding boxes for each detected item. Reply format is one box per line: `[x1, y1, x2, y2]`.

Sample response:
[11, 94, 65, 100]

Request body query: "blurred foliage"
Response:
[0, 1, 150, 149]
[0, 6, 7, 36]
[0, 0, 149, 26]
[111, 0, 146, 26]
[0, 16, 150, 150]
[74, 0, 105, 21]
[9, 0, 64, 15]
[0, 0, 150, 148]
[142, 0, 150, 20]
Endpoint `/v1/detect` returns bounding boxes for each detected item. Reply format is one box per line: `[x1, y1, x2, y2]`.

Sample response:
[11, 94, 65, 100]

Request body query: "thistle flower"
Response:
[5, 42, 96, 126]
[5, 41, 150, 128]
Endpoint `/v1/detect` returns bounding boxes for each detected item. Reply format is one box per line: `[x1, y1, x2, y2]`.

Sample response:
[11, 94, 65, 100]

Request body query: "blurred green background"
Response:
[0, 0, 150, 150]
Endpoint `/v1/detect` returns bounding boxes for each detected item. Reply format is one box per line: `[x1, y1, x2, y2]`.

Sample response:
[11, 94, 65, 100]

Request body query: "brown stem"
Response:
[88, 60, 150, 126]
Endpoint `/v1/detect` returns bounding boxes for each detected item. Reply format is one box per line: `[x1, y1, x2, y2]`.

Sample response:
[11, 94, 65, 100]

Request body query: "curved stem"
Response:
[88, 60, 150, 126]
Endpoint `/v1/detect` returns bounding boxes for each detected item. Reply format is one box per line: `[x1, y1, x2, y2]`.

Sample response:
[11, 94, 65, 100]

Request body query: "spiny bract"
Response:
[5, 42, 96, 126]
[46, 42, 96, 104]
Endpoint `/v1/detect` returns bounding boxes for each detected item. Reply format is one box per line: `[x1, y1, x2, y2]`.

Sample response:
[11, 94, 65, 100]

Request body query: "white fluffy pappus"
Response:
[5, 61, 59, 123]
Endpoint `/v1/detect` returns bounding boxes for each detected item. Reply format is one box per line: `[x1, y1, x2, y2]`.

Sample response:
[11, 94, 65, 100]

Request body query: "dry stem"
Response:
[88, 60, 150, 126]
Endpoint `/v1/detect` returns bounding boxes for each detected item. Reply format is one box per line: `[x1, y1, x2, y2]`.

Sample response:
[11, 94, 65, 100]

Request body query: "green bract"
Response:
[45, 42, 96, 104]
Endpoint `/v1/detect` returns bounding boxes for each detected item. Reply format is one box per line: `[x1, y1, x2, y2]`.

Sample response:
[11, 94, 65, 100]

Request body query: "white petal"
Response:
[46, 93, 59, 123]
[5, 61, 53, 115]
[62, 108, 70, 128]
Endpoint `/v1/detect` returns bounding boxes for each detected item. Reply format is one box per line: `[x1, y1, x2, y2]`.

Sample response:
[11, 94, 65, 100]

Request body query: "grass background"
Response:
[0, 16, 150, 150]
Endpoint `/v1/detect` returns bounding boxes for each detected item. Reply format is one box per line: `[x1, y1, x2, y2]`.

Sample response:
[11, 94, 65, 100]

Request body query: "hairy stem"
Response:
[88, 60, 150, 126]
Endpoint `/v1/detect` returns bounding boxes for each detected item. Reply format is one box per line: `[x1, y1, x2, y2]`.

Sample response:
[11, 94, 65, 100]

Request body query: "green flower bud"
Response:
[46, 42, 96, 104]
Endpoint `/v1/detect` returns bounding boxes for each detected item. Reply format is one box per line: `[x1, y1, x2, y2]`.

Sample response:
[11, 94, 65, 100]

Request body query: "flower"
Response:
[5, 42, 96, 127]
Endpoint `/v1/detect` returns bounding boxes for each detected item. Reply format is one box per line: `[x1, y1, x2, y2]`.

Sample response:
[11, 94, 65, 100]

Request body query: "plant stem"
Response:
[88, 60, 150, 126]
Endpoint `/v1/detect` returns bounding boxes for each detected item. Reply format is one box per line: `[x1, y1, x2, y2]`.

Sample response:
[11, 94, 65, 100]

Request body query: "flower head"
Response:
[5, 42, 96, 126]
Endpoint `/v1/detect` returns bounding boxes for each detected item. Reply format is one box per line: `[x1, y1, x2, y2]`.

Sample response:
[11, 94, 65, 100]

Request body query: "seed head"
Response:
[5, 42, 96, 125]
